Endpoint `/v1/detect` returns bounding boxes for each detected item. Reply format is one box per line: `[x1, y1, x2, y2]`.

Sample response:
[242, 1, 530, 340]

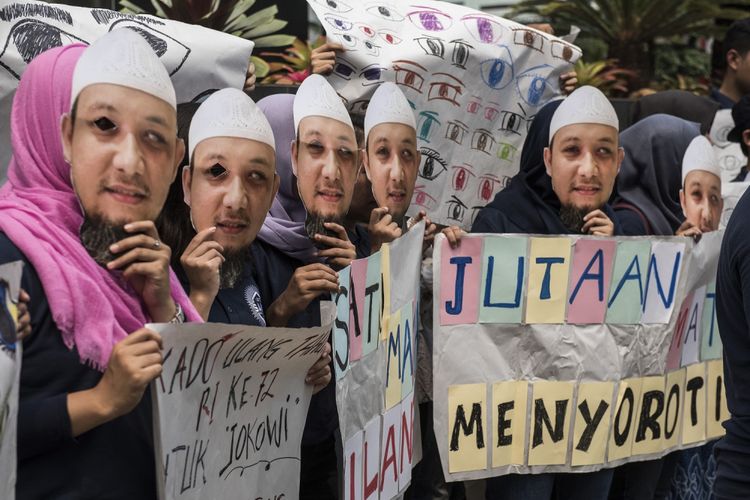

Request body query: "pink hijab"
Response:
[0, 44, 201, 371]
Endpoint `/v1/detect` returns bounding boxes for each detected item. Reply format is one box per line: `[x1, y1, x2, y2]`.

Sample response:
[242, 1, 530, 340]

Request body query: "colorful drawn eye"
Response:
[350, 99, 370, 114]
[513, 28, 545, 52]
[467, 97, 482, 114]
[415, 36, 445, 58]
[366, 3, 405, 21]
[516, 65, 554, 107]
[407, 7, 453, 32]
[428, 73, 464, 107]
[325, 15, 353, 31]
[363, 40, 381, 57]
[378, 29, 402, 45]
[499, 111, 524, 135]
[479, 46, 514, 90]
[412, 185, 438, 210]
[496, 142, 518, 162]
[484, 103, 500, 121]
[393, 60, 426, 93]
[417, 111, 441, 142]
[477, 174, 502, 201]
[451, 39, 473, 69]
[332, 57, 356, 80]
[359, 64, 386, 86]
[551, 40, 580, 62]
[419, 147, 448, 181]
[314, 0, 353, 13]
[445, 120, 468, 146]
[353, 25, 374, 39]
[335, 33, 357, 49]
[472, 129, 496, 155]
[461, 14, 504, 44]
[452, 164, 475, 192]
[446, 195, 468, 223]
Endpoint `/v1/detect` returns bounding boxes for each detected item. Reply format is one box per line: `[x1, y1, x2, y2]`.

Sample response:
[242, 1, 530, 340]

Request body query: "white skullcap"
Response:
[364, 82, 416, 139]
[189, 88, 275, 162]
[682, 135, 721, 184]
[548, 85, 619, 144]
[71, 28, 176, 109]
[293, 74, 352, 133]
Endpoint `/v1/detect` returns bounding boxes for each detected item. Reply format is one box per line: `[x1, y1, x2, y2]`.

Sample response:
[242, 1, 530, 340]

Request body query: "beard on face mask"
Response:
[559, 204, 592, 234]
[305, 211, 345, 249]
[219, 248, 248, 289]
[80, 214, 131, 266]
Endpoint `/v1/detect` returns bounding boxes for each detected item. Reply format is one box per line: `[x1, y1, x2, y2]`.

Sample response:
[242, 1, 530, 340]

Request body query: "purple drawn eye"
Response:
[325, 15, 352, 31]
[407, 7, 452, 32]
[359, 64, 386, 85]
[461, 14, 504, 44]
[333, 59, 356, 80]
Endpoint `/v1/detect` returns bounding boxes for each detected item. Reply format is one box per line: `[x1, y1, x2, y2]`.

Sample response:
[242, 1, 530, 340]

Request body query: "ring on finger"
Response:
[153, 239, 161, 249]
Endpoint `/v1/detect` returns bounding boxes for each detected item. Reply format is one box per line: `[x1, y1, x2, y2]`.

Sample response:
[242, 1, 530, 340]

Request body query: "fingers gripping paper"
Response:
[0, 1, 253, 103]
[149, 304, 335, 500]
[433, 232, 729, 481]
[306, 0, 581, 229]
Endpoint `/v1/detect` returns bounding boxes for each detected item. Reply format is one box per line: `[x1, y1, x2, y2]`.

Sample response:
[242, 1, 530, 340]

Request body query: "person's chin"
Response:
[89, 203, 154, 225]
[311, 203, 345, 221]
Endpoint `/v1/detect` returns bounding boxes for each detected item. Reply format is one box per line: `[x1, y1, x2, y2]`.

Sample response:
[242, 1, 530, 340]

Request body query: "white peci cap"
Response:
[548, 85, 619, 144]
[293, 74, 352, 133]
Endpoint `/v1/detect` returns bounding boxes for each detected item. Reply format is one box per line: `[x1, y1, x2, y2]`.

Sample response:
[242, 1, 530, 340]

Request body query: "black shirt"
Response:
[0, 233, 157, 500]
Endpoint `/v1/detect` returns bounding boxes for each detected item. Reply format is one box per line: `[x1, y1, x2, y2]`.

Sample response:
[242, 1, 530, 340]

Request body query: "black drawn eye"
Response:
[109, 21, 190, 76]
[358, 24, 376, 38]
[350, 99, 369, 115]
[551, 40, 579, 62]
[479, 46, 514, 90]
[366, 3, 405, 21]
[452, 164, 475, 192]
[467, 96, 482, 114]
[446, 195, 468, 223]
[499, 111, 524, 136]
[332, 57, 356, 80]
[393, 60, 426, 93]
[363, 40, 381, 57]
[314, 0, 353, 13]
[334, 33, 357, 50]
[419, 147, 447, 181]
[407, 7, 453, 32]
[417, 111, 441, 143]
[324, 15, 353, 31]
[516, 65, 554, 107]
[379, 29, 402, 45]
[445, 120, 468, 145]
[428, 73, 464, 107]
[359, 64, 386, 86]
[496, 142, 518, 162]
[461, 14, 504, 44]
[3, 19, 87, 78]
[513, 28, 545, 53]
[477, 174, 501, 202]
[415, 36, 445, 59]
[451, 39, 473, 69]
[412, 184, 438, 210]
[472, 129, 496, 155]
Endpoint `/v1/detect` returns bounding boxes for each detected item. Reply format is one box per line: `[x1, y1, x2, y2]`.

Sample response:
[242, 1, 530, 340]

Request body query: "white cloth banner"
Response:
[307, 0, 580, 229]
[0, 260, 23, 500]
[150, 303, 334, 500]
[432, 231, 726, 481]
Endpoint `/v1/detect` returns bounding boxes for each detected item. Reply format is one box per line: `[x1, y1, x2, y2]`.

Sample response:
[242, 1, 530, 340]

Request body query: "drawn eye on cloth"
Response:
[324, 14, 353, 31]
[479, 45, 514, 90]
[363, 39, 381, 57]
[393, 59, 427, 93]
[412, 185, 438, 210]
[499, 110, 525, 136]
[445, 120, 469, 145]
[334, 32, 357, 50]
[461, 14, 504, 44]
[378, 29, 402, 45]
[417, 111, 441, 142]
[0, 19, 88, 79]
[512, 28, 545, 53]
[314, 0, 353, 13]
[450, 39, 473, 69]
[332, 57, 357, 80]
[496, 142, 518, 162]
[349, 99, 370, 115]
[516, 64, 554, 107]
[366, 3, 405, 21]
[477, 174, 502, 202]
[359, 64, 386, 86]
[446, 195, 468, 222]
[407, 6, 453, 32]
[483, 101, 501, 121]
[451, 164, 475, 192]
[551, 40, 580, 62]
[418, 147, 448, 181]
[467, 96, 482, 114]
[358, 23, 376, 38]
[472, 128, 496, 155]
[110, 20, 191, 76]
[428, 73, 464, 107]
[415, 36, 445, 59]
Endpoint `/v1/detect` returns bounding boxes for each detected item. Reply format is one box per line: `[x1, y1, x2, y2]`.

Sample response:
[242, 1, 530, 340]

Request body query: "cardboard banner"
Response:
[334, 223, 425, 500]
[0, 0, 254, 104]
[432, 232, 728, 481]
[150, 303, 335, 500]
[0, 260, 23, 500]
[306, 0, 580, 229]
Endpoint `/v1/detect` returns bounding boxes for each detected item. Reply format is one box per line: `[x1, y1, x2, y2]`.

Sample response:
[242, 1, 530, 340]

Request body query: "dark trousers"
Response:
[301, 435, 339, 500]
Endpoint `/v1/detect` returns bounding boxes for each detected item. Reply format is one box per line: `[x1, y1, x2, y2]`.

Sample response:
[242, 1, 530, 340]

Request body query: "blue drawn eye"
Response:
[461, 14, 504, 44]
[366, 3, 405, 22]
[407, 7, 453, 32]
[417, 111, 441, 143]
[359, 64, 386, 86]
[333, 58, 356, 80]
[516, 65, 554, 107]
[324, 15, 353, 31]
[479, 46, 514, 90]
